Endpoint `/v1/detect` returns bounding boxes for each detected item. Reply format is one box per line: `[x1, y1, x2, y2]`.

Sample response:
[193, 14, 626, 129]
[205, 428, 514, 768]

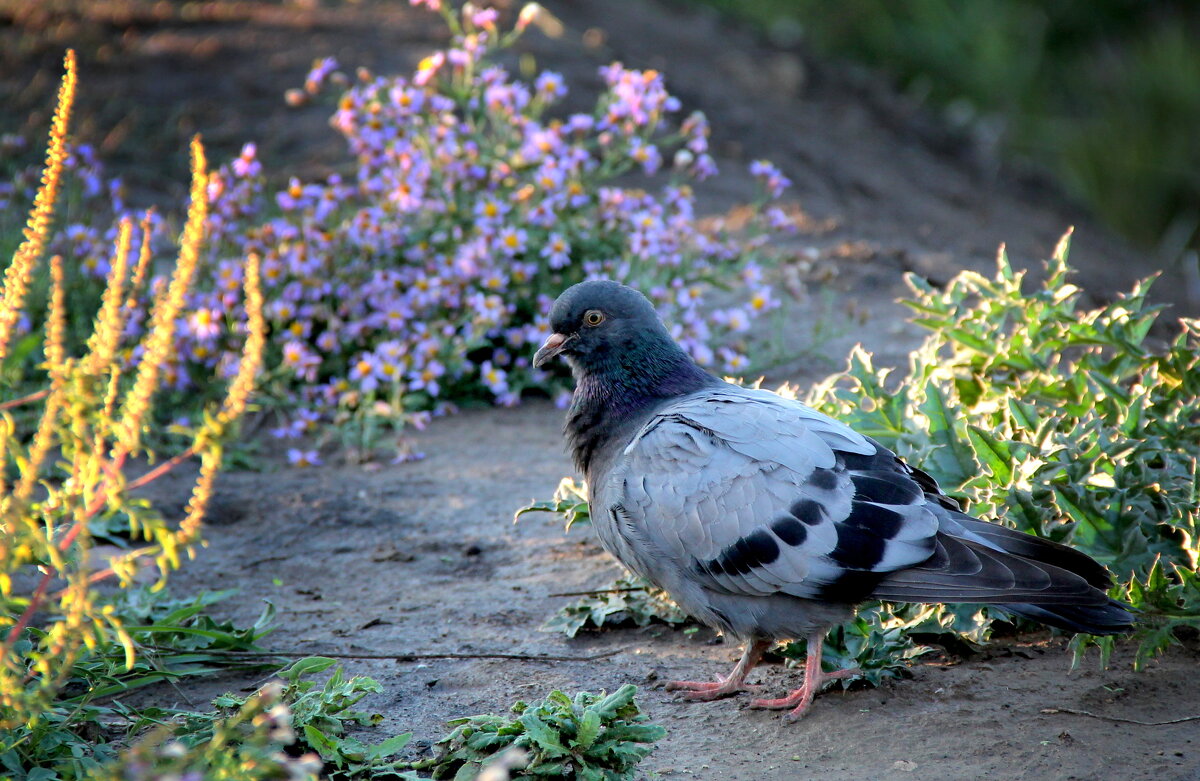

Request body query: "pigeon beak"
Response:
[533, 332, 572, 368]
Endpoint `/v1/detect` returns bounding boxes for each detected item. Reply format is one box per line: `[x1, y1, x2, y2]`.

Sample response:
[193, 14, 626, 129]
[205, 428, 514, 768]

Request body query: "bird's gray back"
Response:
[589, 384, 941, 638]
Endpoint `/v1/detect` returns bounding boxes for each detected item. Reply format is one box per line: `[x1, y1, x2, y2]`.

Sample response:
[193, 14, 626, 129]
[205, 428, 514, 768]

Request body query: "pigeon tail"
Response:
[998, 600, 1135, 636]
[870, 506, 1135, 635]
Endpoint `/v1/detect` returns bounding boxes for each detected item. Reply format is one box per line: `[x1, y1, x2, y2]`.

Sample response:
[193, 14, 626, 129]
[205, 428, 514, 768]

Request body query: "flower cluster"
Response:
[4, 1, 796, 458]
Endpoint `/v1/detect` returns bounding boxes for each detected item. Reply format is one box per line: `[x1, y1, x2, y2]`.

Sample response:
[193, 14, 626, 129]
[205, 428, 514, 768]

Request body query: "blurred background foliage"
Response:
[689, 0, 1200, 259]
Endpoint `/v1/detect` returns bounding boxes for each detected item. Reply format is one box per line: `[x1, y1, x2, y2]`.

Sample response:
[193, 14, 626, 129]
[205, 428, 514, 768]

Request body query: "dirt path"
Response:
[160, 404, 1199, 781]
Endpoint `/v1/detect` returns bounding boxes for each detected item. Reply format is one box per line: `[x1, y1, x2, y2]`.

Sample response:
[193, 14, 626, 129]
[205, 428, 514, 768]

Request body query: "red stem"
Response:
[124, 445, 195, 493]
[1, 570, 52, 654]
[0, 388, 50, 411]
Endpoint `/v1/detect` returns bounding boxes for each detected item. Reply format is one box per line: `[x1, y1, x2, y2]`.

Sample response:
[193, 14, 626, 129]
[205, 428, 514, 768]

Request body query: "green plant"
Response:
[46, 656, 416, 781]
[807, 230, 1199, 666]
[87, 682, 322, 781]
[515, 477, 590, 531]
[689, 0, 1200, 251]
[271, 656, 416, 779]
[72, 589, 276, 700]
[541, 574, 691, 638]
[0, 587, 284, 776]
[420, 685, 665, 781]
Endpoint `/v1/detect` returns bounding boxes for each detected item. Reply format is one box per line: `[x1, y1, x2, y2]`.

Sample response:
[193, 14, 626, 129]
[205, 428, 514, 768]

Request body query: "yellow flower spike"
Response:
[0, 51, 76, 361]
[15, 387, 63, 503]
[116, 137, 208, 455]
[86, 217, 134, 376]
[180, 448, 221, 545]
[220, 253, 266, 425]
[127, 209, 156, 305]
[102, 365, 123, 419]
[44, 255, 68, 382]
[0, 415, 10, 498]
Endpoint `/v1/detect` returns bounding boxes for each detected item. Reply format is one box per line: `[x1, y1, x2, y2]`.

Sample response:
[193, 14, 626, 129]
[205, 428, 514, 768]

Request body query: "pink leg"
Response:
[750, 633, 860, 720]
[666, 638, 771, 701]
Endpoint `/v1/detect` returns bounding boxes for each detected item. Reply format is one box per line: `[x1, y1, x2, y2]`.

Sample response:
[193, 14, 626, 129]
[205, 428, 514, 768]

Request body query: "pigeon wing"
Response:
[598, 387, 940, 602]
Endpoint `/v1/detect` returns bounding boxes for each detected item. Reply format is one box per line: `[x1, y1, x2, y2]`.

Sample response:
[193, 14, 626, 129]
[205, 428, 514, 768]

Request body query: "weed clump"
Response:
[425, 685, 664, 781]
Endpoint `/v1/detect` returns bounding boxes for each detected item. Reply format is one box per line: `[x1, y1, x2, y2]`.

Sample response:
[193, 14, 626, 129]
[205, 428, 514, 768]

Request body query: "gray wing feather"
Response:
[588, 383, 1131, 638]
[597, 386, 938, 601]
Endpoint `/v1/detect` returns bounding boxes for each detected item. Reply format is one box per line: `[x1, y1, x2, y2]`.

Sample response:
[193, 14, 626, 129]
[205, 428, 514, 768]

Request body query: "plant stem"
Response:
[0, 388, 50, 410]
[125, 445, 197, 493]
[1, 570, 53, 658]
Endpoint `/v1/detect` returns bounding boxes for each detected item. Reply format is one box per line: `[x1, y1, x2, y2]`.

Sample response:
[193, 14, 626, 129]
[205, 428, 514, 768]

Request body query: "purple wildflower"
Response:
[287, 449, 323, 467]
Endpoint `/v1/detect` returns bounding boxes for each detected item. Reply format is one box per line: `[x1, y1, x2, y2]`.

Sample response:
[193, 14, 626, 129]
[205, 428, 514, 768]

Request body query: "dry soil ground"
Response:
[5, 1, 1199, 779]
[155, 405, 1199, 781]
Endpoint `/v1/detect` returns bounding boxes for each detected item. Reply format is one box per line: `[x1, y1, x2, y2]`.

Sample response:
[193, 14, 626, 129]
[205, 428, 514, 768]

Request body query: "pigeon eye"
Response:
[583, 310, 606, 327]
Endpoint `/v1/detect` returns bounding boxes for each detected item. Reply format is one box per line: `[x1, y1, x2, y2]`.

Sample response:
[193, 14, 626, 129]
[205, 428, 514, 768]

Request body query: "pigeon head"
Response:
[535, 278, 720, 404]
[536, 280, 717, 474]
[533, 280, 677, 374]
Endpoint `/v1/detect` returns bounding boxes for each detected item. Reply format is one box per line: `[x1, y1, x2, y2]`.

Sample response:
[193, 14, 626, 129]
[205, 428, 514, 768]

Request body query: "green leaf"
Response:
[573, 708, 601, 750]
[1006, 396, 1040, 433]
[917, 384, 975, 489]
[452, 761, 484, 781]
[966, 426, 1014, 484]
[518, 712, 569, 757]
[365, 732, 412, 760]
[303, 724, 341, 761]
[593, 685, 637, 719]
[281, 656, 338, 680]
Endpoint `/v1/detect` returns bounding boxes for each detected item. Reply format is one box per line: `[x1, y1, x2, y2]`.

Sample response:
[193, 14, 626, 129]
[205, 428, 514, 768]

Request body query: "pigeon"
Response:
[533, 279, 1133, 720]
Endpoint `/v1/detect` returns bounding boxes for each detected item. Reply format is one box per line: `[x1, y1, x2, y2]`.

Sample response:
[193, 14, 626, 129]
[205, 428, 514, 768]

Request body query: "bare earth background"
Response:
[4, 0, 1198, 778]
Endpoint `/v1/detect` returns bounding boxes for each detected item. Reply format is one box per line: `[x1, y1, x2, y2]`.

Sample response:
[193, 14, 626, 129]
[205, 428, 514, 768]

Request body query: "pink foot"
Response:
[749, 634, 860, 720]
[665, 638, 772, 702]
[666, 677, 763, 701]
[750, 667, 859, 719]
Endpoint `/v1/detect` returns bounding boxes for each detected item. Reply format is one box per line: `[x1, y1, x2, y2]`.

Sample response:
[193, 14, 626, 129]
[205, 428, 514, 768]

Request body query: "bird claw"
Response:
[750, 690, 818, 719]
[665, 678, 762, 701]
[749, 667, 860, 717]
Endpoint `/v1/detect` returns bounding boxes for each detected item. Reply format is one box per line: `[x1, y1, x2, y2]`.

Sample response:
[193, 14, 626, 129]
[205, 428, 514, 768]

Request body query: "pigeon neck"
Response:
[565, 349, 714, 477]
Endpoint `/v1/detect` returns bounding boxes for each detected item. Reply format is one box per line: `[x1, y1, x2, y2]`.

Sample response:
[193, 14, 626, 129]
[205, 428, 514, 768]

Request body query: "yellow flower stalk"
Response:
[0, 50, 76, 361]
[1, 58, 266, 731]
[15, 256, 70, 501]
[116, 136, 208, 455]
[221, 252, 266, 424]
[181, 252, 266, 546]
[128, 210, 156, 305]
[86, 217, 134, 375]
[45, 254, 68, 378]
